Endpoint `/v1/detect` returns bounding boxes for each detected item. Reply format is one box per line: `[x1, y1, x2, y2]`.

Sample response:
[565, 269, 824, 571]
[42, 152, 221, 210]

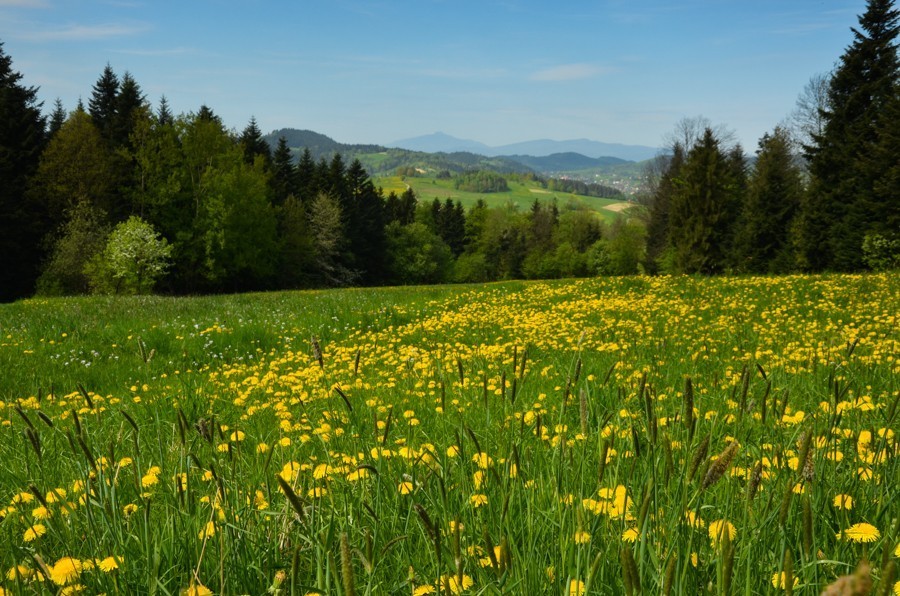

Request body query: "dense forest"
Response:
[0, 0, 897, 301]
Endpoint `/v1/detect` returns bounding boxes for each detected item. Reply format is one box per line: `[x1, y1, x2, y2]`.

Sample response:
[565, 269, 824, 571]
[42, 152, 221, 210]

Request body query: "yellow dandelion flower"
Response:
[198, 521, 216, 540]
[7, 565, 33, 580]
[568, 579, 586, 595]
[708, 520, 737, 546]
[398, 481, 414, 495]
[471, 452, 493, 469]
[838, 522, 880, 543]
[622, 527, 640, 542]
[439, 573, 473, 594]
[413, 586, 436, 596]
[256, 442, 269, 453]
[23, 524, 46, 542]
[182, 584, 213, 596]
[832, 494, 853, 510]
[123, 503, 139, 516]
[32, 505, 51, 520]
[771, 571, 799, 589]
[307, 487, 327, 499]
[470, 494, 488, 508]
[97, 556, 120, 572]
[141, 473, 159, 488]
[49, 557, 82, 586]
[574, 530, 591, 544]
[254, 490, 268, 510]
[60, 585, 84, 595]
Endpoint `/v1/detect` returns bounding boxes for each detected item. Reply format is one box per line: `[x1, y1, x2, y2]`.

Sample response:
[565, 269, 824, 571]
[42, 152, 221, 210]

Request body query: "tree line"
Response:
[0, 51, 642, 300]
[641, 0, 899, 275]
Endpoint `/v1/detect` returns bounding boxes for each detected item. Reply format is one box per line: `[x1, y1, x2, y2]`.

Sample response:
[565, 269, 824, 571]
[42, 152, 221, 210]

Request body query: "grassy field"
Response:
[373, 176, 630, 224]
[0, 274, 898, 594]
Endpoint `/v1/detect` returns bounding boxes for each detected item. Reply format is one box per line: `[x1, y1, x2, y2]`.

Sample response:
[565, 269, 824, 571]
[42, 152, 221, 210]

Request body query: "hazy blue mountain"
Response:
[387, 132, 492, 154]
[389, 132, 660, 162]
[493, 139, 658, 161]
[503, 152, 629, 172]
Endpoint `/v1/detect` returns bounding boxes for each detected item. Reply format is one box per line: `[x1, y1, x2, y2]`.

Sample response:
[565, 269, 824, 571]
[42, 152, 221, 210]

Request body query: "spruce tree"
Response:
[239, 116, 271, 166]
[88, 64, 119, 143]
[803, 0, 899, 270]
[736, 127, 803, 273]
[47, 98, 66, 139]
[271, 136, 296, 206]
[644, 146, 685, 273]
[114, 71, 145, 148]
[0, 42, 46, 300]
[668, 128, 738, 274]
[295, 148, 316, 203]
[157, 95, 173, 126]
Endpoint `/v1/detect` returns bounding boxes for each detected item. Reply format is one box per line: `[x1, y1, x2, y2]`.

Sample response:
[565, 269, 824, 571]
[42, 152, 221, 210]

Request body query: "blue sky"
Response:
[0, 0, 866, 150]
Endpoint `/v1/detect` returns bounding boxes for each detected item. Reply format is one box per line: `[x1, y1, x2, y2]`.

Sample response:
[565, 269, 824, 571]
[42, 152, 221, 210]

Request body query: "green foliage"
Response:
[385, 221, 453, 284]
[734, 127, 803, 273]
[801, 0, 900, 270]
[861, 232, 900, 270]
[199, 154, 278, 287]
[86, 216, 172, 294]
[36, 202, 110, 296]
[453, 170, 510, 193]
[590, 220, 646, 276]
[668, 129, 741, 274]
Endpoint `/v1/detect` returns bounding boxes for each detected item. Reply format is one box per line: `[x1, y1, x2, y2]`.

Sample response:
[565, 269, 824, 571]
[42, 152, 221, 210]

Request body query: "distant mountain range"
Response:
[387, 132, 660, 162]
[262, 129, 656, 191]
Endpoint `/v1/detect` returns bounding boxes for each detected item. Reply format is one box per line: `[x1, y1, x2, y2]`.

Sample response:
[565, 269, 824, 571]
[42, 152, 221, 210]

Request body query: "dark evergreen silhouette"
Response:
[0, 42, 46, 301]
[801, 0, 899, 270]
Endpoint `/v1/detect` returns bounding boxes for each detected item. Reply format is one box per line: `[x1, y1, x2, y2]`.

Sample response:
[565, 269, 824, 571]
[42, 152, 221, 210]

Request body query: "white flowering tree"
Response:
[88, 216, 172, 294]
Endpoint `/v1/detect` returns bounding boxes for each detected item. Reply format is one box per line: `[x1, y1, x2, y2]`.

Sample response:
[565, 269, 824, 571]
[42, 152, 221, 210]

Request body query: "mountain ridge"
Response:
[388, 131, 660, 162]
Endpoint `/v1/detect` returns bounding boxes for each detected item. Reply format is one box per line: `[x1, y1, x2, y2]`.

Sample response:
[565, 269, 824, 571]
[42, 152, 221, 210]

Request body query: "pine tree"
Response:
[735, 127, 803, 273]
[47, 98, 66, 139]
[669, 128, 739, 274]
[295, 148, 316, 203]
[803, 0, 899, 270]
[644, 146, 685, 273]
[869, 90, 900, 237]
[239, 116, 271, 166]
[157, 95, 173, 126]
[88, 64, 119, 143]
[0, 42, 46, 301]
[271, 136, 296, 206]
[114, 71, 145, 148]
[344, 159, 386, 284]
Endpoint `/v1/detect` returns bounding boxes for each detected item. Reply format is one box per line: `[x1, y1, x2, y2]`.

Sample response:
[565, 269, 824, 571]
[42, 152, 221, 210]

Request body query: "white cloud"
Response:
[18, 22, 149, 41]
[529, 63, 612, 82]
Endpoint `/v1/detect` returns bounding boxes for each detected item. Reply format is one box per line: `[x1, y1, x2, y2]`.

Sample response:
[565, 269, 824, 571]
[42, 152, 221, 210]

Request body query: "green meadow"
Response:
[374, 176, 629, 223]
[0, 273, 898, 594]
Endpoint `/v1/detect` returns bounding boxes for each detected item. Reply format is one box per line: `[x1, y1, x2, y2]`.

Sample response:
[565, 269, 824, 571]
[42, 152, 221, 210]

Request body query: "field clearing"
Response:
[0, 274, 898, 594]
[374, 176, 624, 223]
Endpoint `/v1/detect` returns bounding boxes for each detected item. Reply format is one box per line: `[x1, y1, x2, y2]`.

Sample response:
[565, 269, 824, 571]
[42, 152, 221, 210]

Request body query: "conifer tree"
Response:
[239, 116, 271, 166]
[157, 95, 173, 126]
[295, 148, 316, 203]
[88, 64, 119, 143]
[0, 42, 46, 301]
[668, 128, 739, 274]
[736, 127, 803, 273]
[47, 98, 66, 139]
[271, 136, 296, 205]
[114, 71, 145, 148]
[644, 146, 685, 273]
[802, 0, 899, 270]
